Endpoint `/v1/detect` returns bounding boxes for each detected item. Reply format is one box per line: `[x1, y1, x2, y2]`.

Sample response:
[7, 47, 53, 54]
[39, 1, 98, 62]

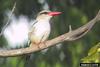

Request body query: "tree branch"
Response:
[0, 10, 100, 57]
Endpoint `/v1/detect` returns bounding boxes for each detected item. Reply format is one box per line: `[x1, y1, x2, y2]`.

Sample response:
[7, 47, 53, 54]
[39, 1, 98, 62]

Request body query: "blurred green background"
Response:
[0, 0, 100, 67]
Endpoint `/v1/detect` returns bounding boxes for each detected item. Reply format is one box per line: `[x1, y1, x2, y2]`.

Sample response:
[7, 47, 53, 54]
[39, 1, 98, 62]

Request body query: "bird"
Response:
[28, 10, 61, 48]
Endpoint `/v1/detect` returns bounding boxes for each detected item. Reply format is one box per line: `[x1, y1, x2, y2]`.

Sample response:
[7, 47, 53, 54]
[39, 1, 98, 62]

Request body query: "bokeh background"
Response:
[0, 0, 100, 67]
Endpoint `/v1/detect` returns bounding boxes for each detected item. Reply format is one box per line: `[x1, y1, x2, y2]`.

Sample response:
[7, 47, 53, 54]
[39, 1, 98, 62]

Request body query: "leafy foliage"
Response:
[81, 42, 100, 63]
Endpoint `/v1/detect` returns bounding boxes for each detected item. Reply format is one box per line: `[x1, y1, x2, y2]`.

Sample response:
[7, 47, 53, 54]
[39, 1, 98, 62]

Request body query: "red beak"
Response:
[48, 12, 62, 16]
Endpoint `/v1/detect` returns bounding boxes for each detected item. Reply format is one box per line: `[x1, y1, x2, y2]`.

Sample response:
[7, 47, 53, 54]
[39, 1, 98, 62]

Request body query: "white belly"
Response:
[29, 21, 51, 44]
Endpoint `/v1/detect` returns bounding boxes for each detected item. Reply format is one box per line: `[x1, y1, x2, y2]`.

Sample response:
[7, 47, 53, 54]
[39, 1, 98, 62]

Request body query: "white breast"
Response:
[34, 21, 50, 35]
[30, 20, 51, 44]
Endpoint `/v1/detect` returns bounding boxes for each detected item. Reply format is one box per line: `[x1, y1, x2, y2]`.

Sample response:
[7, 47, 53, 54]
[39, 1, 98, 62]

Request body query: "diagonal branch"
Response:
[0, 10, 100, 57]
[0, 2, 16, 36]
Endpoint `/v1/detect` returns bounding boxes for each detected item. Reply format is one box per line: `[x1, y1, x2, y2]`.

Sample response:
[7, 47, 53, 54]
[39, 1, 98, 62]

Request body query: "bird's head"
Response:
[36, 10, 62, 21]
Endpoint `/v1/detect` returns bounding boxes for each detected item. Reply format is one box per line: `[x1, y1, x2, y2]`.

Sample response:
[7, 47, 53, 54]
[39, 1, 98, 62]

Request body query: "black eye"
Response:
[40, 12, 48, 15]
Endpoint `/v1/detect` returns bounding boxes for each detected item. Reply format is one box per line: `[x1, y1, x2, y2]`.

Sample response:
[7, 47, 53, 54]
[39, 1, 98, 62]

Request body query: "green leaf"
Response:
[81, 42, 100, 63]
[88, 43, 100, 56]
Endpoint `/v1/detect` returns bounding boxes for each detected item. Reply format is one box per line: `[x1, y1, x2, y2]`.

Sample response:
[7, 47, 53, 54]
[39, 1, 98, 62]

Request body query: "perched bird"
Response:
[28, 10, 61, 48]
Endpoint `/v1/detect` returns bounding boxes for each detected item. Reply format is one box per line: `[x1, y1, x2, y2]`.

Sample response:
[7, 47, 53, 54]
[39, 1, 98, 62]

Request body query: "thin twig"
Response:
[0, 2, 16, 36]
[69, 25, 72, 32]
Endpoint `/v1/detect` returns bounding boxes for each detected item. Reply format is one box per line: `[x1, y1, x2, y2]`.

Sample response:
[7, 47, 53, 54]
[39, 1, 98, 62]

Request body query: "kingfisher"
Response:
[28, 10, 61, 48]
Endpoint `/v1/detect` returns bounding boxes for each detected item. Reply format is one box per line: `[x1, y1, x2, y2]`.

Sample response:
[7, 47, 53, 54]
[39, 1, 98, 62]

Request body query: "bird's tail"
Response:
[95, 10, 100, 22]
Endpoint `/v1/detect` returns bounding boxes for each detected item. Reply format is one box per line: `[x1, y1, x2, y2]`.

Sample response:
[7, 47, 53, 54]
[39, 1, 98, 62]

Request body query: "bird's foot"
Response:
[30, 41, 48, 49]
[37, 44, 41, 49]
[38, 42, 48, 49]
[42, 41, 48, 48]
